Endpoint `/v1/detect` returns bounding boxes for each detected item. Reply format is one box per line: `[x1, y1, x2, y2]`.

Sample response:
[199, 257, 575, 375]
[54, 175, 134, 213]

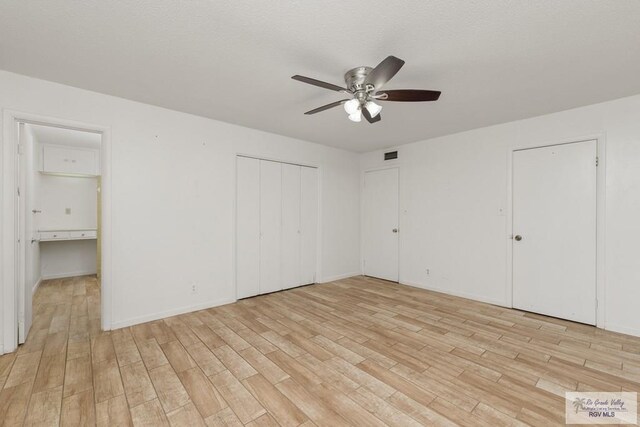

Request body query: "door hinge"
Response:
[17, 186, 20, 197]
[595, 156, 599, 167]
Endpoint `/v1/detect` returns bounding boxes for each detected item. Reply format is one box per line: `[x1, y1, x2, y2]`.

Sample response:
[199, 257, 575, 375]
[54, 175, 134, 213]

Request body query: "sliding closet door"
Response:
[236, 157, 260, 299]
[300, 166, 318, 284]
[282, 164, 301, 290]
[259, 160, 282, 294]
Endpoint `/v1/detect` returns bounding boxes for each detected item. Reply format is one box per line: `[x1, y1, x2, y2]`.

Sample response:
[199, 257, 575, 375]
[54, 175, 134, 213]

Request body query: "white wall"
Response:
[40, 240, 97, 279]
[0, 70, 361, 352]
[360, 94, 640, 337]
[37, 173, 98, 280]
[38, 174, 98, 230]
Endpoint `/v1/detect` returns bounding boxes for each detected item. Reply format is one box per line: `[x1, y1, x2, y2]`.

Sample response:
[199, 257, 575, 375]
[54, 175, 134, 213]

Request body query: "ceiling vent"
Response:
[384, 151, 398, 161]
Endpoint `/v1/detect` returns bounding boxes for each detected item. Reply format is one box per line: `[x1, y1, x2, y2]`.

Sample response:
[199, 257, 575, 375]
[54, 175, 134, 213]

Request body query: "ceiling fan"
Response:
[292, 55, 441, 124]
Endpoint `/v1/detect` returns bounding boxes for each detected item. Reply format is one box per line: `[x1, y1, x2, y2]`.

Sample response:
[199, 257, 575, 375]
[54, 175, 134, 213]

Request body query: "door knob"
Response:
[392, 228, 398, 233]
[514, 235, 523, 241]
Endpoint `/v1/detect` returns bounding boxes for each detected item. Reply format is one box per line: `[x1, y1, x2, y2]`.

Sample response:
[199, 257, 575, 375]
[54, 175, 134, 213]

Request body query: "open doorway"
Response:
[16, 122, 103, 344]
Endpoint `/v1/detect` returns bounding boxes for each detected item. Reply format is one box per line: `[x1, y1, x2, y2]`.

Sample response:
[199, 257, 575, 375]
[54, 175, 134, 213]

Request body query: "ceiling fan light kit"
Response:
[348, 110, 362, 122]
[292, 55, 441, 124]
[365, 101, 382, 118]
[344, 98, 360, 115]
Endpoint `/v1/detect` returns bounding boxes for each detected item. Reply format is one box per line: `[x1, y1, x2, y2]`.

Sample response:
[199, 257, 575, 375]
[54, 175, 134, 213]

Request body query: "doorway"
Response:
[16, 123, 103, 343]
[1, 110, 111, 355]
[511, 140, 597, 324]
[362, 168, 399, 282]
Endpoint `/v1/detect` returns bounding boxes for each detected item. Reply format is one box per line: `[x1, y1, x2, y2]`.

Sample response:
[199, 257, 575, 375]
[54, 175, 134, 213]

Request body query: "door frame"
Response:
[232, 153, 322, 300]
[505, 134, 606, 328]
[360, 165, 400, 281]
[1, 110, 113, 354]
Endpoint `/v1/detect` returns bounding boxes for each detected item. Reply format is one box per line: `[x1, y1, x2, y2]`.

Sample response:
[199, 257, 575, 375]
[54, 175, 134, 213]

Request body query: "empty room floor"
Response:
[2, 276, 640, 426]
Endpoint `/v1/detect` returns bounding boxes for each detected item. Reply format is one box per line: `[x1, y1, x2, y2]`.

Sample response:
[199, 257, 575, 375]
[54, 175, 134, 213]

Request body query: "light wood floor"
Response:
[2, 276, 640, 426]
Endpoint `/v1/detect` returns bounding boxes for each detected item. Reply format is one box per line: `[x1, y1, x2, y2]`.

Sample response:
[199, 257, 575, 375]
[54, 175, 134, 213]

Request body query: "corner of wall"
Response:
[32, 277, 42, 296]
[318, 272, 361, 284]
[110, 296, 236, 330]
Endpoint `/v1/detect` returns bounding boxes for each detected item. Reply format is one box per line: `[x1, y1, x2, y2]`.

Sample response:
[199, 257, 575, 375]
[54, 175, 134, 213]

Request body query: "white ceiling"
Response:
[28, 123, 101, 149]
[2, 1, 640, 152]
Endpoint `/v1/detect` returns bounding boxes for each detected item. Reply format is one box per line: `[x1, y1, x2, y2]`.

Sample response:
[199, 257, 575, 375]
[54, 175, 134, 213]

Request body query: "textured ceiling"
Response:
[2, 1, 640, 152]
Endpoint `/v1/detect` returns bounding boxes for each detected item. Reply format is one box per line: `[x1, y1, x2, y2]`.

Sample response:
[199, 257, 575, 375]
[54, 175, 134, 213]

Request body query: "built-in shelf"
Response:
[38, 229, 97, 242]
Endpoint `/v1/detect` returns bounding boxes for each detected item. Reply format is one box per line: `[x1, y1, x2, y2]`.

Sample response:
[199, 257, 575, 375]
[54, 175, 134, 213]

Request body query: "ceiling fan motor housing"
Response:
[344, 66, 374, 97]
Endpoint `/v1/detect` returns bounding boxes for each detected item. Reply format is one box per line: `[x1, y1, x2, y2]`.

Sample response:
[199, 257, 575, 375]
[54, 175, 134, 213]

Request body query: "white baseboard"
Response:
[401, 280, 640, 338]
[318, 272, 361, 283]
[111, 297, 236, 330]
[41, 270, 97, 280]
[400, 279, 509, 308]
[604, 323, 640, 338]
[32, 277, 42, 295]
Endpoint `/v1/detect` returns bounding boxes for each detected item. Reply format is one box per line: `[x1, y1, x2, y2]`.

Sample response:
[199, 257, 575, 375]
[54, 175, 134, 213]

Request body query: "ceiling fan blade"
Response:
[304, 99, 349, 115]
[362, 108, 381, 124]
[365, 56, 405, 89]
[377, 89, 441, 102]
[292, 75, 348, 92]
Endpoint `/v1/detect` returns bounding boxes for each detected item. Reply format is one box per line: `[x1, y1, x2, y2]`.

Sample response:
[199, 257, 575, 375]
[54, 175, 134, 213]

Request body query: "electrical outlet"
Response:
[426, 268, 430, 276]
[190, 283, 197, 295]
[65, 208, 71, 215]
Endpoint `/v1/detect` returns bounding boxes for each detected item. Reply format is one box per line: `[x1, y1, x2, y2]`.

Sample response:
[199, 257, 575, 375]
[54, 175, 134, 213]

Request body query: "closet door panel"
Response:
[281, 164, 301, 290]
[236, 157, 260, 299]
[259, 160, 282, 294]
[300, 167, 318, 284]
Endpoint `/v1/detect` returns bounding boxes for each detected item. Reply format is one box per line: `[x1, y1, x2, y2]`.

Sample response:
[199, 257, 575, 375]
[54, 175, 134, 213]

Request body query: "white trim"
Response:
[318, 272, 360, 283]
[401, 280, 509, 307]
[360, 165, 401, 281]
[506, 134, 606, 329]
[31, 277, 42, 295]
[1, 113, 18, 353]
[232, 156, 238, 301]
[41, 271, 97, 280]
[111, 297, 236, 330]
[2, 109, 113, 354]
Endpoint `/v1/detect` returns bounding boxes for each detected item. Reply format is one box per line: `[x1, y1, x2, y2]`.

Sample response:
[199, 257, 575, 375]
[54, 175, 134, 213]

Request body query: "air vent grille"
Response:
[384, 151, 398, 161]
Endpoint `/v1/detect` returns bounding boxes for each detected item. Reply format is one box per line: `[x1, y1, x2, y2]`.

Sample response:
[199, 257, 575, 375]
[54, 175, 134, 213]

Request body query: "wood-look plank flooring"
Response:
[2, 275, 640, 426]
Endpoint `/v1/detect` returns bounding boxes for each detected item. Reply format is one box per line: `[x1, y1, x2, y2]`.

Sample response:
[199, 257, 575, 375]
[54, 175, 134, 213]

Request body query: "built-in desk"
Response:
[38, 229, 97, 242]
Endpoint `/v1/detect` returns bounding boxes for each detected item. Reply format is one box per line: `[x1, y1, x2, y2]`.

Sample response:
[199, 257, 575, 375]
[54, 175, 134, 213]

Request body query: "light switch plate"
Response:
[65, 208, 71, 215]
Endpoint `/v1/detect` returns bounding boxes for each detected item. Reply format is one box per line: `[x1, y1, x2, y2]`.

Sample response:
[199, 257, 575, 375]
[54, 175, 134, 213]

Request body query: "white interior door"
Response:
[281, 164, 301, 290]
[236, 157, 260, 299]
[300, 167, 318, 285]
[17, 123, 31, 344]
[363, 168, 399, 282]
[512, 140, 597, 324]
[259, 160, 282, 294]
